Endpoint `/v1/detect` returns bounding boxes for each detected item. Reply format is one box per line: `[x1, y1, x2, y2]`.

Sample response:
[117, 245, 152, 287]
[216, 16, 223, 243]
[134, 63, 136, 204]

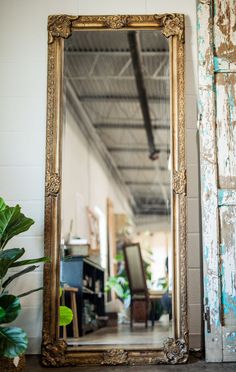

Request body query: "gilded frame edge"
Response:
[42, 14, 187, 367]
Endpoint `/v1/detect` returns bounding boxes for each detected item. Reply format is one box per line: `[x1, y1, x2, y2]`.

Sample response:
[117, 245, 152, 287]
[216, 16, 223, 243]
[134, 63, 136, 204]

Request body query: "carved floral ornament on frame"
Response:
[43, 14, 187, 366]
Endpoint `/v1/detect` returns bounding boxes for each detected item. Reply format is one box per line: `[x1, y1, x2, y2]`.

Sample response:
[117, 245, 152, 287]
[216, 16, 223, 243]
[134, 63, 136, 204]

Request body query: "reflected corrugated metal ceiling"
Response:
[64, 30, 170, 218]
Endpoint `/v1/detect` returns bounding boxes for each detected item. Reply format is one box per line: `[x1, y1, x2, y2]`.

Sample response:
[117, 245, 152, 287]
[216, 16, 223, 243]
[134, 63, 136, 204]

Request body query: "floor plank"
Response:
[26, 354, 236, 371]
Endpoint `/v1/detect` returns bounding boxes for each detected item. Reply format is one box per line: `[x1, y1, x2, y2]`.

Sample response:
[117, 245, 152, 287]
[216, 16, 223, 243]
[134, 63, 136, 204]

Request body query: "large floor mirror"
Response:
[43, 14, 187, 367]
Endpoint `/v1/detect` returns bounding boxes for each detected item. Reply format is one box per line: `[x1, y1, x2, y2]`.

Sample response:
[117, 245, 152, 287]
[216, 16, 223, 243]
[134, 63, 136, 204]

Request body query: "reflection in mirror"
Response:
[60, 29, 171, 349]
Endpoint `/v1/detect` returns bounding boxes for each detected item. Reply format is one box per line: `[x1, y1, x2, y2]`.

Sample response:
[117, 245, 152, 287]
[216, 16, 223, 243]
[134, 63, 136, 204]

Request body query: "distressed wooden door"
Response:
[198, 0, 236, 362]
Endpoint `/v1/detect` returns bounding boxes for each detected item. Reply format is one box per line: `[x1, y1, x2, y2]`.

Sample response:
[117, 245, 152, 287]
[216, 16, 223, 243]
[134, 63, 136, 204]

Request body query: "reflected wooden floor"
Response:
[67, 314, 171, 348]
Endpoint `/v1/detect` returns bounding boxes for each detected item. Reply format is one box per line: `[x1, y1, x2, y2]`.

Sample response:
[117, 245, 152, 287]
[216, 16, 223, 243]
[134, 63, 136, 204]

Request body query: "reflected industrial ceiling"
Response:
[64, 30, 170, 219]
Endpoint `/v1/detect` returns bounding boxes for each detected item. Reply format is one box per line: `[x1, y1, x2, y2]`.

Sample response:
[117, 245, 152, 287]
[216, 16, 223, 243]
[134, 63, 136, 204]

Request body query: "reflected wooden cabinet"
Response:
[61, 257, 105, 337]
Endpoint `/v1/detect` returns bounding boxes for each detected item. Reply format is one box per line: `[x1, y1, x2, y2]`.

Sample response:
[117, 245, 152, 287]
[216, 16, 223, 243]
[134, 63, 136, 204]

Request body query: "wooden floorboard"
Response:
[26, 354, 236, 371]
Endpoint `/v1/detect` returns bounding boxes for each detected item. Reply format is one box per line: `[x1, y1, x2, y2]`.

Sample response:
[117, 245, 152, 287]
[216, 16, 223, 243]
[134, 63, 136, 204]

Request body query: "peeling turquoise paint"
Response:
[204, 245, 209, 259]
[222, 292, 236, 317]
[220, 243, 226, 255]
[225, 332, 236, 342]
[218, 189, 224, 206]
[221, 255, 236, 318]
[214, 56, 220, 72]
[228, 85, 235, 127]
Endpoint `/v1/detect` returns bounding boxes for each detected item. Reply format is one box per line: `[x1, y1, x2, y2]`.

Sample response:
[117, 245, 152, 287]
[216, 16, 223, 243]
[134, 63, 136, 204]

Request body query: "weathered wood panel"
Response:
[219, 205, 236, 361]
[199, 0, 236, 362]
[198, 0, 222, 362]
[216, 73, 236, 188]
[214, 0, 236, 71]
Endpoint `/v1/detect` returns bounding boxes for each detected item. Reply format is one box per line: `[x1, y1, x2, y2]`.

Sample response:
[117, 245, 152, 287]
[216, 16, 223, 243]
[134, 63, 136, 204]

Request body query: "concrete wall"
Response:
[0, 0, 200, 352]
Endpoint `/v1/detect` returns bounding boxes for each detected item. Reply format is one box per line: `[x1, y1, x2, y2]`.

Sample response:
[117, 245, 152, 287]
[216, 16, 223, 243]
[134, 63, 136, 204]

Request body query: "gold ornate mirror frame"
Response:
[42, 14, 187, 366]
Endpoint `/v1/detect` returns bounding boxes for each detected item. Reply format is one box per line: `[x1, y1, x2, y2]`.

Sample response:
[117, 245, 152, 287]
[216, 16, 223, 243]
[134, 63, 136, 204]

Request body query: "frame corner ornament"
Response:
[155, 14, 185, 43]
[48, 15, 79, 44]
[45, 172, 61, 196]
[173, 169, 187, 194]
[163, 338, 188, 364]
[102, 349, 128, 365]
[41, 333, 67, 367]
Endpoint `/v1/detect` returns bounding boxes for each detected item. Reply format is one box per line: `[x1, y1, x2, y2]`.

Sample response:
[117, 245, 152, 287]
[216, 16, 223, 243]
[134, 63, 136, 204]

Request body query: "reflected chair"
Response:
[123, 243, 164, 328]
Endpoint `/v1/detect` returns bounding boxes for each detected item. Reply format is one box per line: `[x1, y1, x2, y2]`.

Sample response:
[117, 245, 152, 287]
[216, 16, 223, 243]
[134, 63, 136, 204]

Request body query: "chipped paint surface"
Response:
[198, 0, 222, 362]
[223, 330, 236, 361]
[216, 73, 236, 188]
[214, 0, 236, 70]
[220, 207, 236, 304]
[198, 0, 236, 363]
[220, 206, 236, 361]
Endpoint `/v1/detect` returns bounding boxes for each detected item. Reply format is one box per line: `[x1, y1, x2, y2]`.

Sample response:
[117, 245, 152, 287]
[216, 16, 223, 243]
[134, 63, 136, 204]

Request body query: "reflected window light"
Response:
[94, 206, 107, 269]
[168, 154, 172, 171]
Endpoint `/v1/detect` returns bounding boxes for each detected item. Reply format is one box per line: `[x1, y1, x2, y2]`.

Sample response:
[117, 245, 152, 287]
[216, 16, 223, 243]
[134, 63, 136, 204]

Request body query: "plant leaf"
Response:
[18, 287, 43, 298]
[59, 306, 73, 326]
[0, 326, 28, 358]
[0, 307, 6, 322]
[0, 198, 6, 213]
[10, 256, 50, 267]
[0, 295, 21, 324]
[0, 204, 34, 249]
[0, 248, 25, 279]
[2, 265, 38, 289]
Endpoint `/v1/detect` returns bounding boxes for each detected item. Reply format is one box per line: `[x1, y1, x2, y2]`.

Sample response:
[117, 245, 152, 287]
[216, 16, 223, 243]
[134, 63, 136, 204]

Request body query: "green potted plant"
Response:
[0, 197, 50, 371]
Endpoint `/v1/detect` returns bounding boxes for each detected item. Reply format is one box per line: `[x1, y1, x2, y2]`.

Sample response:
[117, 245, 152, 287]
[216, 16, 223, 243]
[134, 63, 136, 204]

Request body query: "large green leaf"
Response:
[0, 295, 21, 324]
[11, 256, 50, 267]
[0, 307, 5, 322]
[0, 204, 34, 249]
[0, 248, 25, 279]
[0, 198, 6, 213]
[0, 326, 28, 358]
[59, 306, 73, 326]
[2, 265, 38, 289]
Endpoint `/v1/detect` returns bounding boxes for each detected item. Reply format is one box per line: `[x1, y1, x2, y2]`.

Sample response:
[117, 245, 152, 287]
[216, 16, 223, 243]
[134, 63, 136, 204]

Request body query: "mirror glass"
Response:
[60, 29, 172, 349]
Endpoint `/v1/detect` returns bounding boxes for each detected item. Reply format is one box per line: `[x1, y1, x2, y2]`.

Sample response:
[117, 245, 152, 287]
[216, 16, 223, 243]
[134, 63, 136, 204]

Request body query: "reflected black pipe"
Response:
[128, 31, 160, 160]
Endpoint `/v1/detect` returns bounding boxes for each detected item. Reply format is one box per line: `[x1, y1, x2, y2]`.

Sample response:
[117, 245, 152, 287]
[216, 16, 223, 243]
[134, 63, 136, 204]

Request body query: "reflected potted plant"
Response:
[0, 197, 50, 371]
[105, 250, 154, 323]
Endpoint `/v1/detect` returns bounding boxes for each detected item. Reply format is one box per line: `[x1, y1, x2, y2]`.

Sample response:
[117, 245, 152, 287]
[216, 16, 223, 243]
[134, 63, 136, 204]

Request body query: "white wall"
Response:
[61, 107, 131, 240]
[0, 0, 200, 352]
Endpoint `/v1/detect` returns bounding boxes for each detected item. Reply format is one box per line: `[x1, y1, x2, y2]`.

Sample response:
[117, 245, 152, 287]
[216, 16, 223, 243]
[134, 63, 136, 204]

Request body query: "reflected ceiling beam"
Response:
[94, 123, 170, 130]
[133, 209, 171, 216]
[135, 214, 170, 223]
[65, 81, 136, 211]
[79, 95, 168, 102]
[66, 76, 169, 81]
[108, 147, 170, 154]
[118, 165, 156, 171]
[134, 192, 170, 199]
[152, 56, 168, 78]
[126, 181, 170, 186]
[136, 199, 167, 206]
[65, 50, 169, 56]
[128, 31, 160, 161]
[118, 165, 167, 171]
